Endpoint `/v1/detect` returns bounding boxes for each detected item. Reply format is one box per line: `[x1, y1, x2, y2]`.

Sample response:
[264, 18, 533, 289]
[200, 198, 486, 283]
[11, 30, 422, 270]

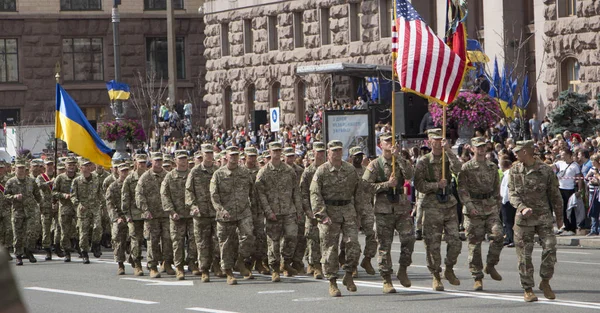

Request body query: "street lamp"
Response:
[111, 0, 130, 160]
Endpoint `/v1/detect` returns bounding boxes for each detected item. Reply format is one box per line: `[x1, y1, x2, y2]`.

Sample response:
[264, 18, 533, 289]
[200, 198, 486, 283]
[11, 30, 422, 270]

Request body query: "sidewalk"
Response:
[555, 235, 600, 248]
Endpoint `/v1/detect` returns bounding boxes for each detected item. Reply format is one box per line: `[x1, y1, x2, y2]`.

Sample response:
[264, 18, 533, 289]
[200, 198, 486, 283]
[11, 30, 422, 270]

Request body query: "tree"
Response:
[547, 91, 600, 137]
[128, 70, 168, 146]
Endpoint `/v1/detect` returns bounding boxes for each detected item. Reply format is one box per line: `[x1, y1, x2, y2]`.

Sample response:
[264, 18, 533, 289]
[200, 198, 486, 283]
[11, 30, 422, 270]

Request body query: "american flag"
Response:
[395, 0, 466, 105]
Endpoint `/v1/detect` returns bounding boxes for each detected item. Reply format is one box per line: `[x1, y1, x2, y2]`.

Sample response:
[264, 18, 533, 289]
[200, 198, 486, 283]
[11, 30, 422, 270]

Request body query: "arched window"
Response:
[560, 58, 580, 92]
[296, 80, 306, 123]
[557, 0, 577, 18]
[246, 83, 256, 117]
[270, 82, 281, 108]
[223, 86, 233, 128]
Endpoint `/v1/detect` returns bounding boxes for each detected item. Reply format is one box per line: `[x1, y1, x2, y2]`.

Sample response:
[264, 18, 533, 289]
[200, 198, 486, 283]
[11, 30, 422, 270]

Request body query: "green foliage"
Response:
[547, 90, 600, 137]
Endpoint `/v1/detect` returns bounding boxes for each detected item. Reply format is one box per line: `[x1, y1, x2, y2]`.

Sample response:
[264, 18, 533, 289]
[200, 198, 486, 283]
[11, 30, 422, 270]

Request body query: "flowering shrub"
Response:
[430, 91, 502, 129]
[98, 119, 146, 143]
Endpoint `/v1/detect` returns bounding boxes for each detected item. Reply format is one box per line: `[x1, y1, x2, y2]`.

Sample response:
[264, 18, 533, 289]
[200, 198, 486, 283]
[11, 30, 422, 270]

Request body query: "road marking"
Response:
[24, 287, 158, 304]
[391, 250, 425, 254]
[292, 297, 335, 302]
[121, 277, 194, 286]
[257, 290, 296, 294]
[186, 308, 239, 313]
[560, 261, 600, 265]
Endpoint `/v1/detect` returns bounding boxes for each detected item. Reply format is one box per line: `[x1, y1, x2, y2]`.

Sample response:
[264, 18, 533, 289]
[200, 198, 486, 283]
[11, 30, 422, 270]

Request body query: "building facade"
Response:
[0, 0, 205, 128]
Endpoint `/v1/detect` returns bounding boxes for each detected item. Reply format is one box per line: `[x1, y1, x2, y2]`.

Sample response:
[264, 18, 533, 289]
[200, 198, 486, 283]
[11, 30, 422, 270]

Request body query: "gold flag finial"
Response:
[54, 61, 61, 83]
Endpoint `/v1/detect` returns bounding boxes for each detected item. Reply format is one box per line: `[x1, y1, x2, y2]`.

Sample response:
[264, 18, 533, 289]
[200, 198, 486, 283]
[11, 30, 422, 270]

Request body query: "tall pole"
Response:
[54, 64, 60, 176]
[167, 0, 177, 109]
[111, 0, 130, 160]
[390, 4, 396, 180]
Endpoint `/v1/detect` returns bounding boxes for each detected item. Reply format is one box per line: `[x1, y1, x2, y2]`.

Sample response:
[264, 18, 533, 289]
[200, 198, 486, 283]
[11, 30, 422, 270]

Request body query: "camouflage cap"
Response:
[65, 156, 78, 164]
[44, 158, 55, 165]
[268, 142, 283, 151]
[427, 128, 443, 140]
[79, 158, 92, 165]
[111, 159, 124, 168]
[163, 154, 174, 162]
[349, 146, 364, 156]
[513, 140, 535, 153]
[175, 150, 189, 159]
[258, 156, 265, 163]
[240, 152, 246, 159]
[57, 162, 65, 170]
[225, 146, 240, 155]
[0, 162, 5, 168]
[307, 151, 315, 160]
[118, 163, 130, 171]
[263, 151, 272, 159]
[194, 151, 203, 159]
[327, 140, 343, 150]
[188, 159, 195, 164]
[150, 152, 163, 160]
[15, 158, 28, 168]
[379, 132, 393, 141]
[283, 147, 295, 157]
[244, 147, 258, 156]
[58, 157, 67, 163]
[201, 144, 214, 153]
[470, 137, 486, 147]
[135, 154, 148, 162]
[313, 142, 326, 152]
[31, 159, 44, 166]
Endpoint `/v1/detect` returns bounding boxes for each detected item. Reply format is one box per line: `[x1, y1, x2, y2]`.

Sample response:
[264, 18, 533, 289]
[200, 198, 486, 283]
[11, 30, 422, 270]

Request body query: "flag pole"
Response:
[54, 63, 60, 177]
[442, 104, 446, 190]
[391, 2, 396, 182]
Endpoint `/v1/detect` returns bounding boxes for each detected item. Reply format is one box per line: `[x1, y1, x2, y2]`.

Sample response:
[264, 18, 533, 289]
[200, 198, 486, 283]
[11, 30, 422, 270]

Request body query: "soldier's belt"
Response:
[470, 192, 494, 200]
[324, 200, 351, 206]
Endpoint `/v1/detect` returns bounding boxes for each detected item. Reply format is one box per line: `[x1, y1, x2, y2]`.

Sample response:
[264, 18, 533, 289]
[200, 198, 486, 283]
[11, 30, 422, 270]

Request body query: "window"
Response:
[243, 19, 253, 54]
[270, 82, 281, 108]
[561, 58, 580, 92]
[379, 0, 392, 38]
[296, 81, 306, 123]
[246, 83, 255, 115]
[349, 2, 361, 42]
[0, 39, 18, 82]
[268, 15, 278, 51]
[223, 86, 233, 128]
[557, 0, 577, 17]
[221, 23, 230, 57]
[320, 8, 331, 45]
[0, 0, 16, 11]
[144, 0, 183, 10]
[293, 12, 304, 48]
[146, 37, 186, 80]
[60, 0, 102, 11]
[62, 38, 103, 81]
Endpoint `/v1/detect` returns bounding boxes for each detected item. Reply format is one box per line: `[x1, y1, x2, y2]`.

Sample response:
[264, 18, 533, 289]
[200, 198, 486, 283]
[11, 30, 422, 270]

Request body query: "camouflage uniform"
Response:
[244, 150, 267, 268]
[36, 163, 59, 251]
[457, 138, 504, 281]
[137, 159, 173, 269]
[0, 170, 13, 250]
[71, 162, 103, 253]
[95, 168, 111, 245]
[210, 147, 255, 271]
[300, 162, 321, 267]
[122, 158, 147, 265]
[310, 148, 360, 279]
[509, 141, 563, 291]
[255, 147, 302, 272]
[52, 164, 78, 253]
[106, 171, 127, 263]
[285, 148, 307, 269]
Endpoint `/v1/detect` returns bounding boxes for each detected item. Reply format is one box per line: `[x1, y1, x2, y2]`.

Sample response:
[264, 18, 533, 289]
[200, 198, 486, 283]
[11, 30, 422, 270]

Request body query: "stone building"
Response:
[0, 0, 205, 127]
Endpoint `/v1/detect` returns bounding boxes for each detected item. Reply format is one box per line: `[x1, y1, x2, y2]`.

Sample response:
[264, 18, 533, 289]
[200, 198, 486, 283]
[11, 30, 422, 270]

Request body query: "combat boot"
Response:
[313, 264, 324, 279]
[15, 255, 23, 266]
[432, 273, 444, 291]
[360, 257, 376, 275]
[382, 274, 397, 294]
[329, 278, 341, 297]
[213, 259, 226, 278]
[163, 261, 176, 275]
[54, 246, 65, 258]
[64, 252, 71, 263]
[175, 266, 185, 280]
[235, 258, 252, 279]
[484, 265, 503, 281]
[539, 279, 556, 299]
[397, 266, 412, 287]
[25, 248, 37, 263]
[201, 270, 210, 283]
[292, 261, 305, 275]
[159, 261, 167, 273]
[342, 271, 357, 292]
[92, 242, 102, 258]
[473, 279, 483, 291]
[44, 248, 52, 261]
[306, 264, 314, 275]
[150, 266, 161, 278]
[225, 269, 237, 285]
[524, 288, 538, 302]
[281, 260, 298, 277]
[352, 267, 358, 278]
[271, 270, 281, 282]
[444, 267, 460, 285]
[117, 262, 125, 275]
[189, 261, 201, 276]
[134, 261, 144, 276]
[254, 260, 270, 275]
[82, 251, 90, 264]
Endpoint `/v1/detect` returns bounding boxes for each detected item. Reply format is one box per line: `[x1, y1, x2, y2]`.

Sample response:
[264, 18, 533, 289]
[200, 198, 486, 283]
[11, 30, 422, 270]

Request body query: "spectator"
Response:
[554, 149, 583, 236]
[184, 99, 193, 121]
[529, 113, 541, 141]
[586, 154, 600, 236]
[499, 158, 515, 247]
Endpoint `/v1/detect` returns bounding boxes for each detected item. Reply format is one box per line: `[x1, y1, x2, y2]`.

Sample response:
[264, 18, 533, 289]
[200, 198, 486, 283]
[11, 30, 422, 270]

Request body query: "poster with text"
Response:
[325, 111, 371, 159]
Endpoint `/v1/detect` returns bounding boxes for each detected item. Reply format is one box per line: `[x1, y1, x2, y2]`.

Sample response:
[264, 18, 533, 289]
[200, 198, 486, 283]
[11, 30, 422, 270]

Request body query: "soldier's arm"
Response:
[299, 170, 313, 216]
[106, 184, 121, 222]
[457, 164, 474, 211]
[447, 150, 462, 174]
[4, 180, 16, 200]
[160, 175, 176, 216]
[362, 161, 388, 194]
[184, 170, 198, 211]
[135, 177, 150, 216]
[548, 168, 564, 226]
[492, 165, 501, 207]
[32, 180, 42, 204]
[255, 169, 273, 216]
[52, 176, 68, 199]
[209, 173, 225, 213]
[70, 179, 80, 207]
[400, 158, 414, 180]
[352, 171, 362, 216]
[121, 178, 132, 219]
[309, 168, 327, 220]
[414, 158, 439, 194]
[508, 169, 526, 213]
[291, 170, 302, 215]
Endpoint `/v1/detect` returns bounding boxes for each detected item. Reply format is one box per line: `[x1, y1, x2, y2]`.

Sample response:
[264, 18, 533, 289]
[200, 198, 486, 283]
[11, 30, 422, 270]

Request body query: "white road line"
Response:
[532, 250, 591, 255]
[24, 287, 158, 304]
[561, 261, 600, 265]
[121, 277, 194, 286]
[257, 290, 296, 294]
[186, 308, 239, 313]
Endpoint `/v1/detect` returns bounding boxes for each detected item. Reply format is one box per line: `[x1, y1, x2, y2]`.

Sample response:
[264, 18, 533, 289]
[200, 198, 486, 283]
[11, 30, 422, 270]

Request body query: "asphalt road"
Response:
[10, 236, 600, 313]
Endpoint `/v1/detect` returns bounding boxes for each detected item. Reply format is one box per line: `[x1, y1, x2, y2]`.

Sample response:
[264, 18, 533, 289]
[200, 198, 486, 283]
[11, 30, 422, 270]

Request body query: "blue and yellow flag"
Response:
[106, 80, 130, 101]
[55, 84, 113, 168]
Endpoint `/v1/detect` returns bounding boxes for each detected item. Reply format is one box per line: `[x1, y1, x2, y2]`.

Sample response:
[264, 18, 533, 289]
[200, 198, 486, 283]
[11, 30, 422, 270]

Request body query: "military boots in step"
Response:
[444, 267, 460, 285]
[397, 266, 411, 287]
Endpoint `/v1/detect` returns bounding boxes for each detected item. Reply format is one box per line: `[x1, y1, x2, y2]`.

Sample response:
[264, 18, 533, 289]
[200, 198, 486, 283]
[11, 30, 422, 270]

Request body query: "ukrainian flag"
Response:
[55, 84, 113, 168]
[106, 80, 130, 101]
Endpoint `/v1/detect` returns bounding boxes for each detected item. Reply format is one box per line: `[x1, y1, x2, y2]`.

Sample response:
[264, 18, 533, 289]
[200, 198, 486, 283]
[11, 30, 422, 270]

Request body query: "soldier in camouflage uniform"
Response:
[6, 159, 42, 265]
[29, 159, 44, 251]
[0, 163, 11, 255]
[255, 143, 302, 281]
[283, 146, 308, 275]
[186, 144, 221, 282]
[53, 157, 78, 262]
[457, 137, 504, 291]
[310, 140, 361, 297]
[162, 155, 174, 172]
[244, 146, 270, 275]
[71, 158, 103, 264]
[137, 152, 174, 278]
[162, 150, 197, 280]
[123, 154, 148, 275]
[300, 142, 325, 279]
[106, 163, 130, 275]
[36, 158, 63, 260]
[94, 163, 111, 249]
[210, 146, 256, 285]
[509, 140, 564, 302]
[414, 129, 463, 291]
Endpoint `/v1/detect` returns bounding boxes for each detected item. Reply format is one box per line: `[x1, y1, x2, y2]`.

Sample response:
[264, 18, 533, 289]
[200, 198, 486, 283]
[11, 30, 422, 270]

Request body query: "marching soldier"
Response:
[210, 146, 256, 285]
[414, 129, 463, 291]
[122, 154, 148, 275]
[106, 163, 130, 275]
[509, 140, 563, 302]
[457, 137, 504, 291]
[36, 158, 63, 260]
[283, 146, 308, 274]
[29, 159, 43, 251]
[310, 140, 360, 297]
[94, 163, 111, 249]
[53, 157, 79, 262]
[0, 163, 11, 256]
[163, 155, 174, 172]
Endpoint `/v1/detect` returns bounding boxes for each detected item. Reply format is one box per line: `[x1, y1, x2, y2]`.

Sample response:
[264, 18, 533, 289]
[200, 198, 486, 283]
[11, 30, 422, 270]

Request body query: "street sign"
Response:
[270, 107, 280, 132]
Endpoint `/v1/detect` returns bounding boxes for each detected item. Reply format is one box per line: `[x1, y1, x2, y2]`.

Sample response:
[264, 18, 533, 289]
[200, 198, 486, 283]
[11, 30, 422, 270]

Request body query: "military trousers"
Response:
[464, 212, 504, 280]
[292, 215, 307, 265]
[111, 221, 128, 263]
[59, 212, 76, 252]
[146, 217, 174, 268]
[415, 197, 424, 231]
[252, 213, 267, 262]
[265, 214, 298, 269]
[304, 217, 321, 265]
[193, 216, 219, 271]
[376, 213, 414, 275]
[514, 223, 557, 290]
[128, 220, 145, 262]
[341, 212, 377, 259]
[318, 218, 360, 279]
[170, 218, 197, 268]
[41, 211, 60, 249]
[422, 204, 462, 275]
[12, 214, 39, 256]
[217, 216, 255, 270]
[78, 210, 102, 252]
[0, 213, 12, 248]
[101, 206, 111, 237]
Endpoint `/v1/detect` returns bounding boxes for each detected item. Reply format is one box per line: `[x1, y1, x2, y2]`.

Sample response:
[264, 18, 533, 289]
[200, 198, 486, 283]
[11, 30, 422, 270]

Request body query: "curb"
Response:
[535, 235, 600, 249]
